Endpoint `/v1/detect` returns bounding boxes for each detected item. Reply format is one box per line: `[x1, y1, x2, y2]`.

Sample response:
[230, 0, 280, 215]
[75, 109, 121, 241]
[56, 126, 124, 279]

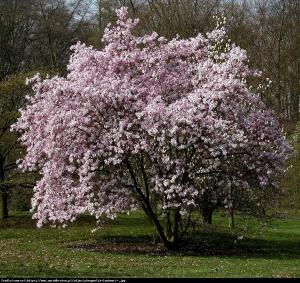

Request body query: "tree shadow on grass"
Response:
[0, 213, 99, 229]
[67, 231, 300, 259]
[3, 213, 299, 260]
[0, 213, 35, 228]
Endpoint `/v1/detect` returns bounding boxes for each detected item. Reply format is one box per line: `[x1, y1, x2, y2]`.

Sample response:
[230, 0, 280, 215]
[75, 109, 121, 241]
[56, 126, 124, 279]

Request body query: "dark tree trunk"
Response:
[166, 210, 172, 239]
[125, 158, 175, 250]
[228, 208, 235, 229]
[0, 158, 8, 220]
[228, 187, 235, 229]
[171, 208, 180, 248]
[201, 192, 217, 225]
[143, 204, 175, 250]
[0, 189, 9, 219]
[202, 206, 213, 224]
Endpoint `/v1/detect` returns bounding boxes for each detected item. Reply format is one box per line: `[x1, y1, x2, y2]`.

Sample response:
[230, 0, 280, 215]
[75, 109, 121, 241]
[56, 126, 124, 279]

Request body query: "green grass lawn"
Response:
[0, 211, 299, 278]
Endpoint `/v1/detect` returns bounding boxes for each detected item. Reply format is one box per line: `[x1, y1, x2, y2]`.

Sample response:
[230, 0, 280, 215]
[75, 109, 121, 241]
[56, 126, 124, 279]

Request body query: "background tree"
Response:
[0, 0, 33, 80]
[0, 73, 36, 219]
[28, 0, 94, 73]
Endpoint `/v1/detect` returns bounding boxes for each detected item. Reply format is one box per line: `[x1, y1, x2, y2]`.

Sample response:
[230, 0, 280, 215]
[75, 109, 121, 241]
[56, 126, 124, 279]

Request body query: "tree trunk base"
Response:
[0, 190, 9, 220]
[202, 208, 213, 225]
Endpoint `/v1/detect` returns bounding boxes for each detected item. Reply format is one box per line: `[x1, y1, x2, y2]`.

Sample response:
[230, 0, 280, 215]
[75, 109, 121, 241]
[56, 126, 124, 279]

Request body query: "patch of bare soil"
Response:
[66, 237, 168, 255]
[66, 236, 253, 256]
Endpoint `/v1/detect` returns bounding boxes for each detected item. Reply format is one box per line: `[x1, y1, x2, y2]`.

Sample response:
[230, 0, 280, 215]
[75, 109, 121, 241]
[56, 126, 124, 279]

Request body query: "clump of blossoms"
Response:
[12, 7, 292, 250]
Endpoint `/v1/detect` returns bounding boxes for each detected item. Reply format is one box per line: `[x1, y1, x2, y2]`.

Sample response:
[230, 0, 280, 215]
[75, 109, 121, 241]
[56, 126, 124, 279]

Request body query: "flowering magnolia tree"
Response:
[12, 8, 292, 250]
